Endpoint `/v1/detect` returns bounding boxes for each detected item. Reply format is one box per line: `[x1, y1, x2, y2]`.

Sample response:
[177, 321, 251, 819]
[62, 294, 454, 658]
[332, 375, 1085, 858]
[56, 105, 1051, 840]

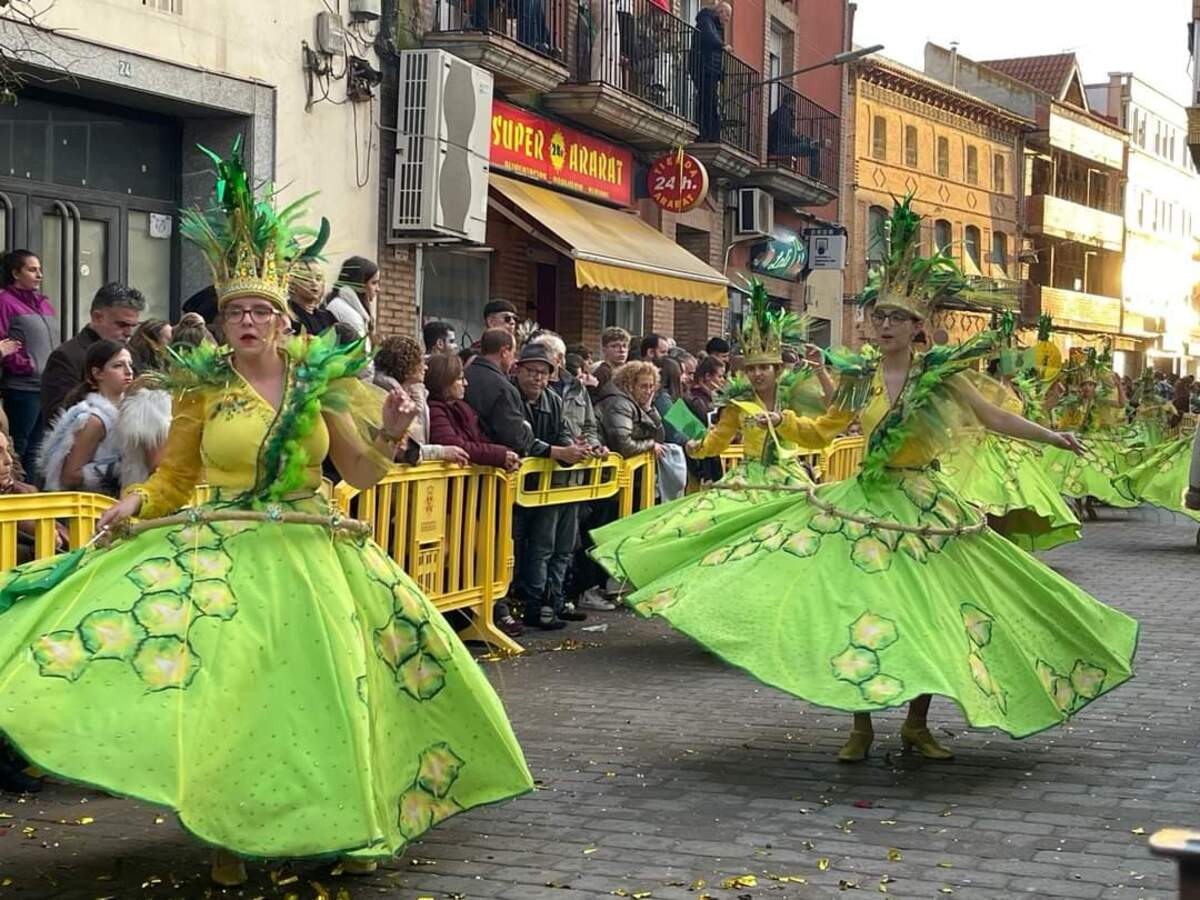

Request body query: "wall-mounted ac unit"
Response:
[391, 50, 493, 244]
[734, 187, 773, 237]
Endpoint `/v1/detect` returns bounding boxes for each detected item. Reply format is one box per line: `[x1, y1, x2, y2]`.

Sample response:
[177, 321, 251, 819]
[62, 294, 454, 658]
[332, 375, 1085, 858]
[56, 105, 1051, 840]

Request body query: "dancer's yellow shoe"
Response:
[836, 729, 874, 763]
[210, 850, 247, 887]
[899, 722, 954, 760]
[338, 857, 379, 876]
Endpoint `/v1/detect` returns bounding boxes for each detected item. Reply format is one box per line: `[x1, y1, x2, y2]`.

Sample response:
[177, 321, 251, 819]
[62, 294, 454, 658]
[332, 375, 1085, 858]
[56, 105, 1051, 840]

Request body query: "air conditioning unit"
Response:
[391, 50, 493, 244]
[734, 187, 773, 237]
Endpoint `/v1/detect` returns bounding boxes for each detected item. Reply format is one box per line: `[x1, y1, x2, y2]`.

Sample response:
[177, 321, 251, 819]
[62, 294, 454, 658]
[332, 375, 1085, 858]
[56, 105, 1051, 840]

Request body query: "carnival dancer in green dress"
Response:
[1115, 422, 1200, 525]
[0, 140, 532, 885]
[938, 316, 1080, 551]
[588, 286, 860, 589]
[594, 197, 1138, 762]
[1040, 349, 1139, 520]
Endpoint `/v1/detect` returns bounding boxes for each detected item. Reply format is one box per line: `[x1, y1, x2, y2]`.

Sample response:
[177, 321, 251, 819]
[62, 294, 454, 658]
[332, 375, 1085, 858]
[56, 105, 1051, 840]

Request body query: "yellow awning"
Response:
[489, 174, 728, 307]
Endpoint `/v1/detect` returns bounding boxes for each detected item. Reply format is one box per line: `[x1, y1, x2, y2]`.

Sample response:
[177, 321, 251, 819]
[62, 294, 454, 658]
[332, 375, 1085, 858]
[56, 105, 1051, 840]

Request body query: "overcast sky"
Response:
[854, 0, 1195, 106]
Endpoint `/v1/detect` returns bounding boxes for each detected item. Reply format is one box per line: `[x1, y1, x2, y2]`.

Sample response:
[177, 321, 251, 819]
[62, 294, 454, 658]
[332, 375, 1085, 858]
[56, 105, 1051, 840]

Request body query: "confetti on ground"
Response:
[1131, 826, 1146, 835]
[887, 848, 902, 861]
[74, 816, 94, 825]
[818, 858, 831, 871]
[720, 875, 758, 889]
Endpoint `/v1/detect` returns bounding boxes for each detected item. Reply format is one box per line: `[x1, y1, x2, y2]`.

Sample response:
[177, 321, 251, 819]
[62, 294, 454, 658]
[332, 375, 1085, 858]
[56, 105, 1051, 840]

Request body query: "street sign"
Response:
[804, 227, 846, 270]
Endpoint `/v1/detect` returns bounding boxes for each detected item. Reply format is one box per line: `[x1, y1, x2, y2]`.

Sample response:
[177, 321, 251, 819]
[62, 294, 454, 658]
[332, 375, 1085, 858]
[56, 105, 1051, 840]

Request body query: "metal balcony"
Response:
[686, 48, 762, 179]
[425, 0, 570, 94]
[746, 84, 839, 206]
[542, 0, 698, 150]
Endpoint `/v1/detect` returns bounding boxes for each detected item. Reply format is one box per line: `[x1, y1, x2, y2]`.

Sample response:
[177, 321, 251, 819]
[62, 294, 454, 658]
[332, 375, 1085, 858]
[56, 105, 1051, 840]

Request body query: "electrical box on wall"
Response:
[316, 12, 346, 55]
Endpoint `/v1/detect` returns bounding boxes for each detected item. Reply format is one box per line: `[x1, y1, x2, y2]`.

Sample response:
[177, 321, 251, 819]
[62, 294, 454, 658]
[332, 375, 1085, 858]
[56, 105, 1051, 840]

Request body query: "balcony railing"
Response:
[765, 83, 839, 193]
[703, 48, 761, 158]
[432, 0, 568, 62]
[570, 0, 696, 122]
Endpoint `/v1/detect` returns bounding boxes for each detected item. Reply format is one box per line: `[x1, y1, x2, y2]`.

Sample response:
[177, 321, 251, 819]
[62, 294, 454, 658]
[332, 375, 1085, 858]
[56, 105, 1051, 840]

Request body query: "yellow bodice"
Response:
[857, 368, 939, 468]
[201, 376, 329, 493]
[692, 400, 852, 462]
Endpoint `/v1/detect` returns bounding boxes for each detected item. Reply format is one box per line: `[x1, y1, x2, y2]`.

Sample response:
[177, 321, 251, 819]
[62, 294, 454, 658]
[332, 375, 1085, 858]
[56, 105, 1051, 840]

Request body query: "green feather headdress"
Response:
[180, 135, 330, 311]
[858, 193, 966, 319]
[738, 278, 809, 366]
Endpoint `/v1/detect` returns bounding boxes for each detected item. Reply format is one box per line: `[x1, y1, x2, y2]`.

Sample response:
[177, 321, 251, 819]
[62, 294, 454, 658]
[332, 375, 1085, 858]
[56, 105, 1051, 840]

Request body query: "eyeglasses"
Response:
[500, 314, 518, 324]
[869, 310, 918, 327]
[223, 305, 278, 324]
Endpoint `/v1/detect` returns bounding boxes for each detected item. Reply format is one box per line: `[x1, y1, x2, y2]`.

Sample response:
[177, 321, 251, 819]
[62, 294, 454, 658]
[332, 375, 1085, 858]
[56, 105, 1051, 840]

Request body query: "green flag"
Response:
[663, 398, 707, 441]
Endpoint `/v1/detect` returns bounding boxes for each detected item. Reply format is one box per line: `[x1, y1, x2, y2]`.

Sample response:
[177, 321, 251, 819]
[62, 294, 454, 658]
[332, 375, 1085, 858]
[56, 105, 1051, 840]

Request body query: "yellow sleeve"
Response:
[124, 390, 206, 518]
[776, 408, 853, 449]
[690, 404, 742, 458]
[323, 377, 396, 487]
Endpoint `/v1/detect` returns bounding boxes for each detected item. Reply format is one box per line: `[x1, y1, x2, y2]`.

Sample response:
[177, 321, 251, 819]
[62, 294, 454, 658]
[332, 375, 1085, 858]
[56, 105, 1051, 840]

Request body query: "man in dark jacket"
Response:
[464, 328, 528, 452]
[510, 342, 589, 630]
[41, 282, 145, 424]
[691, 0, 731, 141]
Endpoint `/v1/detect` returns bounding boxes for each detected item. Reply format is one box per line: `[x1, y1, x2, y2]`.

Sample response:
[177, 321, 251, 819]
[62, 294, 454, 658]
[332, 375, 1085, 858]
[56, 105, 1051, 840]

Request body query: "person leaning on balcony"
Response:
[690, 0, 731, 142]
[767, 90, 820, 179]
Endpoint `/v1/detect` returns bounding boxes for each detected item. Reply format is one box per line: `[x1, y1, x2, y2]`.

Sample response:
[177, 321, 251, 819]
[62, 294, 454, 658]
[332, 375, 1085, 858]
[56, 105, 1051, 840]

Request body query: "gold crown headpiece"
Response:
[858, 193, 966, 320]
[180, 135, 329, 312]
[739, 279, 808, 366]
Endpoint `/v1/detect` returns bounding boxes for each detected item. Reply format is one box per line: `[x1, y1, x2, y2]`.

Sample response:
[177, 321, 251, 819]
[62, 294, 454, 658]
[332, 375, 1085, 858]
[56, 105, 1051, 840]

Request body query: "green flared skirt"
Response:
[0, 498, 533, 859]
[594, 467, 1138, 739]
[1040, 439, 1139, 507]
[939, 433, 1080, 551]
[1116, 435, 1200, 523]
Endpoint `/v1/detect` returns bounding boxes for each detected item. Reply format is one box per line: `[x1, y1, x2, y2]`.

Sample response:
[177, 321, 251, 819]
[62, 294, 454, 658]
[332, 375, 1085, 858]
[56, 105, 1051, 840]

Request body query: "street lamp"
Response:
[760, 44, 885, 91]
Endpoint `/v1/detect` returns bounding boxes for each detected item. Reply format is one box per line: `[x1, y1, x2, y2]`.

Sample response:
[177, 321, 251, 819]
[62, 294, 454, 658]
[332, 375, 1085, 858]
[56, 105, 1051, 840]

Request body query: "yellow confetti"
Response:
[818, 858, 831, 871]
[689, 878, 706, 890]
[838, 879, 858, 890]
[940, 808, 953, 817]
[720, 875, 758, 889]
[310, 880, 330, 900]
[283, 894, 300, 900]
[0, 813, 11, 819]
[583, 847, 598, 854]
[937, 862, 954, 868]
[1131, 826, 1146, 835]
[335, 890, 351, 900]
[1, 879, 12, 887]
[879, 884, 889, 894]
[633, 893, 652, 899]
[153, 816, 165, 825]
[276, 874, 299, 886]
[773, 875, 808, 884]
[801, 839, 816, 850]
[75, 816, 94, 825]
[887, 848, 902, 861]
[879, 819, 897, 825]
[940, 888, 955, 895]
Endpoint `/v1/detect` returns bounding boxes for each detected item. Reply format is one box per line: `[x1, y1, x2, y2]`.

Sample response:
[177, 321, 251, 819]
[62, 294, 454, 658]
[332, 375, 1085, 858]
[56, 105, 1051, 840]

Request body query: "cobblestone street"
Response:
[0, 510, 1196, 900]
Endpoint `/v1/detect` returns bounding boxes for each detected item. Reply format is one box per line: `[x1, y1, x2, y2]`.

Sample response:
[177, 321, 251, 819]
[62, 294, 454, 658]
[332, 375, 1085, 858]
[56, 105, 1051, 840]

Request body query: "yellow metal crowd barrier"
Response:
[617, 452, 656, 517]
[821, 435, 867, 482]
[719, 445, 744, 474]
[513, 454, 622, 507]
[333, 461, 520, 653]
[1180, 413, 1198, 435]
[0, 491, 114, 570]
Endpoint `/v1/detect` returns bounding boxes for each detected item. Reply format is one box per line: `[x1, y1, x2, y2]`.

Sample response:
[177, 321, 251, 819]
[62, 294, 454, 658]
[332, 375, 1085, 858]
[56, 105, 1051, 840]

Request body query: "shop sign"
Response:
[749, 227, 807, 282]
[490, 100, 632, 205]
[646, 151, 709, 213]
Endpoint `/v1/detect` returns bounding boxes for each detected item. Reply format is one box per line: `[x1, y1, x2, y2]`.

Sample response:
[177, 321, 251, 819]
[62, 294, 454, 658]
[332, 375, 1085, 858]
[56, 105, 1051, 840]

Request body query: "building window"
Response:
[143, 0, 183, 12]
[965, 145, 978, 185]
[936, 136, 950, 177]
[904, 125, 918, 167]
[422, 249, 490, 343]
[991, 231, 1008, 277]
[1155, 121, 1161, 155]
[934, 219, 952, 252]
[993, 153, 1006, 193]
[872, 115, 887, 160]
[600, 293, 644, 334]
[964, 225, 981, 270]
[1137, 115, 1146, 148]
[867, 205, 888, 264]
[1138, 192, 1145, 227]
[767, 23, 786, 113]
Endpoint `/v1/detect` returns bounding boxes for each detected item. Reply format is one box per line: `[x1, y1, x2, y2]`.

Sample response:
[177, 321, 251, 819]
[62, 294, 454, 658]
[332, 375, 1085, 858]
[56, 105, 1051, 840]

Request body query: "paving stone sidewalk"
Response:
[0, 509, 1195, 899]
